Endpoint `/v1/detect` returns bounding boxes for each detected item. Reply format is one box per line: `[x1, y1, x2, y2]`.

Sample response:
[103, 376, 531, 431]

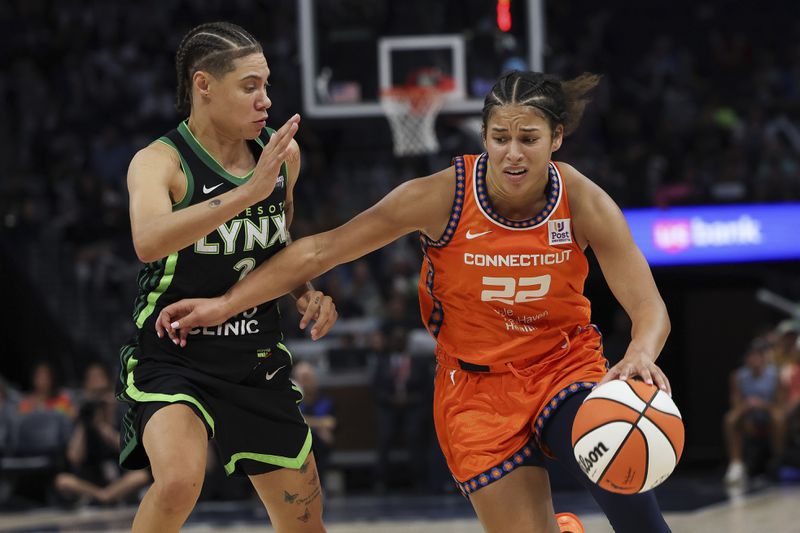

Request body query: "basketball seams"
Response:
[582, 396, 644, 414]
[571, 395, 642, 447]
[572, 418, 635, 445]
[642, 408, 681, 462]
[594, 422, 636, 487]
[624, 379, 658, 404]
[594, 382, 659, 493]
[645, 404, 683, 420]
[637, 416, 681, 491]
[640, 426, 650, 492]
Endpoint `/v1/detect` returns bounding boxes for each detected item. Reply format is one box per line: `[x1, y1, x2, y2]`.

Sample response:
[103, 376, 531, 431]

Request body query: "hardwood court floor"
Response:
[1, 486, 799, 532]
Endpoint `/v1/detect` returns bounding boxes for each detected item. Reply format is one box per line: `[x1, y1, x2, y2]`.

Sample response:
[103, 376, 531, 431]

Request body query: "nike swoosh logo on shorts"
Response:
[203, 183, 224, 194]
[465, 229, 492, 240]
[265, 365, 287, 381]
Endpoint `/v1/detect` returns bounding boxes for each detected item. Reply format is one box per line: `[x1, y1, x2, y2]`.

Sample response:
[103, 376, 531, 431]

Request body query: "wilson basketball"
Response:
[571, 380, 684, 494]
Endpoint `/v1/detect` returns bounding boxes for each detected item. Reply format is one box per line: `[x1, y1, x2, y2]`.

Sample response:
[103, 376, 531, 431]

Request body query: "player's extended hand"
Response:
[598, 349, 672, 396]
[155, 297, 230, 347]
[296, 290, 338, 340]
[245, 114, 300, 201]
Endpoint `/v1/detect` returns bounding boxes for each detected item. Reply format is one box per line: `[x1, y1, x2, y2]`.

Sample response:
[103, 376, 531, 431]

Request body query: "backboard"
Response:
[298, 0, 545, 118]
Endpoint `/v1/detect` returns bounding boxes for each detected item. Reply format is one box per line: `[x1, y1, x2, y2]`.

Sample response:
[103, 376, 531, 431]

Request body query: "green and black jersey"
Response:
[116, 122, 312, 476]
[130, 121, 289, 366]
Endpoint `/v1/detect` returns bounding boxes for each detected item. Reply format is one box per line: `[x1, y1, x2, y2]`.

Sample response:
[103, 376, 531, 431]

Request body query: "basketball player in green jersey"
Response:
[116, 22, 336, 533]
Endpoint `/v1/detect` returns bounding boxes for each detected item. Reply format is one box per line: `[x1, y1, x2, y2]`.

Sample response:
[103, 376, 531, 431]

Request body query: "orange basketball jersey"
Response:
[419, 153, 592, 367]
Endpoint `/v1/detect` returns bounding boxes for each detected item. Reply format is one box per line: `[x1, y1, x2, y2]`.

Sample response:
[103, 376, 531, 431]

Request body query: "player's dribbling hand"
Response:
[155, 297, 230, 347]
[296, 290, 338, 340]
[598, 350, 672, 396]
[245, 114, 300, 201]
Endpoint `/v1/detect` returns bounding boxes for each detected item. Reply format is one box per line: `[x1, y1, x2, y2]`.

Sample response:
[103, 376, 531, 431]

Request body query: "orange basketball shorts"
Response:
[433, 325, 608, 492]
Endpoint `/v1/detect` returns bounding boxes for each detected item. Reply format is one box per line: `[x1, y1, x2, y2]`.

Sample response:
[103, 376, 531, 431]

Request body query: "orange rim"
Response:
[380, 86, 445, 114]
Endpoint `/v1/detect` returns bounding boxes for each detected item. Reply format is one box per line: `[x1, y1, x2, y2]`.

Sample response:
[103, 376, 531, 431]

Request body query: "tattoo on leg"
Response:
[209, 199, 222, 208]
[308, 469, 319, 485]
[283, 490, 299, 503]
[299, 460, 310, 474]
[295, 486, 321, 506]
[297, 507, 311, 523]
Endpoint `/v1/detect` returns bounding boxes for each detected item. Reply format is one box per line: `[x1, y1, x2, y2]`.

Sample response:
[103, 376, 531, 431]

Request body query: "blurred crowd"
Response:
[723, 319, 800, 486]
[0, 361, 150, 508]
[1, 0, 800, 509]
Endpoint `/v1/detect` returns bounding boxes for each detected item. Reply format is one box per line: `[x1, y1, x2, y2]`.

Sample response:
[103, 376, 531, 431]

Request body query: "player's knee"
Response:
[152, 468, 204, 513]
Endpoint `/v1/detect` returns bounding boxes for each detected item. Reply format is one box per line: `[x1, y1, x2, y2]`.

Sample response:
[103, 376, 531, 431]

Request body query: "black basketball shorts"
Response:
[117, 332, 310, 476]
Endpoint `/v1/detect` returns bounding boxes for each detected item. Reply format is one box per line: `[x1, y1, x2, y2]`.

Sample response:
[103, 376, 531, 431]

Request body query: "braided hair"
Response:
[481, 71, 601, 137]
[175, 22, 263, 116]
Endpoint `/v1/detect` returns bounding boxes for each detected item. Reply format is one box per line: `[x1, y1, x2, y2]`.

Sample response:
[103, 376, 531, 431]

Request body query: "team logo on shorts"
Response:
[548, 219, 573, 245]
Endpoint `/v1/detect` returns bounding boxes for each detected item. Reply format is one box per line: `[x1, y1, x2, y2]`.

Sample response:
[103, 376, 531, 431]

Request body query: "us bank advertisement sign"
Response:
[623, 203, 800, 266]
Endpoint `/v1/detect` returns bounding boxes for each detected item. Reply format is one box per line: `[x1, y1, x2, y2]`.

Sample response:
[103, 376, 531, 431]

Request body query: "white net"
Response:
[380, 87, 445, 157]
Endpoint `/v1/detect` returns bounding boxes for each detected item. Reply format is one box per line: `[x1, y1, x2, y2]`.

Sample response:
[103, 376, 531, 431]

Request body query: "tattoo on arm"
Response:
[299, 460, 310, 474]
[208, 199, 222, 208]
[308, 469, 318, 485]
[283, 490, 299, 503]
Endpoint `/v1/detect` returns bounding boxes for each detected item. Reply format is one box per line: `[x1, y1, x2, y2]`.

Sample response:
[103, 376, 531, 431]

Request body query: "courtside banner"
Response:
[623, 203, 800, 266]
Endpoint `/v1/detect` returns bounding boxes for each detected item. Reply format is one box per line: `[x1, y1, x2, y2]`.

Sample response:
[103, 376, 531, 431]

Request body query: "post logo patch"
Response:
[548, 219, 573, 245]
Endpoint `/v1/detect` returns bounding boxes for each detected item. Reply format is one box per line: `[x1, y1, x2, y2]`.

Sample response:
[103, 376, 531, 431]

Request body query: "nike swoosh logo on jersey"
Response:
[203, 183, 224, 194]
[265, 365, 287, 381]
[465, 229, 492, 240]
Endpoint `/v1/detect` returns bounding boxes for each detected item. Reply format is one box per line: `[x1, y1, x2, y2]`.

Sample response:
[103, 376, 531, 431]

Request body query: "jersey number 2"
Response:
[233, 258, 258, 318]
[233, 257, 257, 281]
[481, 275, 551, 304]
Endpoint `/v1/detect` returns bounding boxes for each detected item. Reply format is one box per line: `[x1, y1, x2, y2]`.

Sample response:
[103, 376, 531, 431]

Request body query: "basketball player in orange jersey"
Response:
[156, 71, 673, 533]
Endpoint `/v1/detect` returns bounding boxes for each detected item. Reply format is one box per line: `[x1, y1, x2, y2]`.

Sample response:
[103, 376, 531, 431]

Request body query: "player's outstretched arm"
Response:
[565, 164, 672, 394]
[129, 115, 299, 263]
[156, 168, 456, 344]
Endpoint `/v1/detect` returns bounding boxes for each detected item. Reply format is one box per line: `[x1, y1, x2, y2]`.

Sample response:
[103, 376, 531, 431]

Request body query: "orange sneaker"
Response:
[555, 512, 584, 533]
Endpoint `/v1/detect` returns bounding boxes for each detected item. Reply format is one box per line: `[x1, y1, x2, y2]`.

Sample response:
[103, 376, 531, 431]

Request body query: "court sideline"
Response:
[0, 485, 798, 533]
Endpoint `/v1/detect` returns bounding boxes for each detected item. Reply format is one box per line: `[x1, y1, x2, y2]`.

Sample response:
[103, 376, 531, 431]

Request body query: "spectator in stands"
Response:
[78, 361, 116, 407]
[773, 320, 800, 368]
[54, 362, 150, 505]
[292, 361, 336, 489]
[18, 362, 75, 420]
[7, 364, 73, 504]
[777, 323, 800, 473]
[371, 326, 432, 492]
[781, 330, 800, 413]
[723, 338, 784, 485]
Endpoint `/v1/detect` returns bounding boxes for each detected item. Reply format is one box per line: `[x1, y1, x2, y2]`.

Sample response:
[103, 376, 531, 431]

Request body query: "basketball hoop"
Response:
[380, 85, 445, 157]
